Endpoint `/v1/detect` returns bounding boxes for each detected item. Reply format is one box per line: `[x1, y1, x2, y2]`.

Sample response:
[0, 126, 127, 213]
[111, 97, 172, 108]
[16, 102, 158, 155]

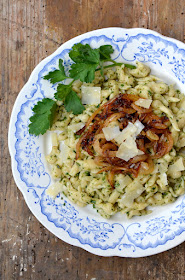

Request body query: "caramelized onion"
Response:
[129, 154, 148, 164]
[103, 112, 125, 127]
[139, 158, 154, 175]
[76, 133, 87, 159]
[146, 130, 159, 141]
[165, 131, 173, 154]
[142, 113, 167, 129]
[118, 107, 136, 114]
[107, 171, 115, 188]
[97, 166, 114, 173]
[131, 103, 152, 113]
[76, 93, 173, 187]
[136, 138, 146, 153]
[93, 134, 105, 156]
[94, 156, 110, 166]
[123, 93, 140, 102]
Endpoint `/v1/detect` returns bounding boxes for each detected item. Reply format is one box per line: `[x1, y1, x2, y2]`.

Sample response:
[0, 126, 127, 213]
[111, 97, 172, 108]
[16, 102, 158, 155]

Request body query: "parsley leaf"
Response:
[69, 62, 98, 83]
[99, 45, 114, 61]
[58, 59, 65, 72]
[54, 83, 85, 114]
[29, 98, 56, 136]
[69, 43, 100, 64]
[54, 84, 72, 101]
[43, 59, 68, 84]
[64, 90, 85, 115]
[69, 43, 100, 82]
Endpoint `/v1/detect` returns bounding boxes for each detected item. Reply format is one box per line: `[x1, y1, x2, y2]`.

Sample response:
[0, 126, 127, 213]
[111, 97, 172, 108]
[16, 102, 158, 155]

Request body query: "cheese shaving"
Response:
[81, 86, 101, 105]
[102, 126, 121, 141]
[114, 122, 137, 144]
[59, 141, 70, 163]
[169, 158, 185, 172]
[116, 136, 144, 161]
[135, 98, 152, 108]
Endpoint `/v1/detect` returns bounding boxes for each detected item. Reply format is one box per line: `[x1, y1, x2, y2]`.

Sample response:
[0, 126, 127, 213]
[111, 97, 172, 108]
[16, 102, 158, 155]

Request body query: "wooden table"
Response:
[1, 0, 185, 279]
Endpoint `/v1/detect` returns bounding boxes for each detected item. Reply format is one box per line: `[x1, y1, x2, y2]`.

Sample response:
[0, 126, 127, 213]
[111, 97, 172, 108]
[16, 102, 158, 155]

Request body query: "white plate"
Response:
[8, 28, 185, 257]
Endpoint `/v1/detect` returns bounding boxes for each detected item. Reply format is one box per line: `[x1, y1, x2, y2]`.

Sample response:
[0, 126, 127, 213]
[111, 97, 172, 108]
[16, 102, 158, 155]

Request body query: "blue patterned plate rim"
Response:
[8, 27, 185, 257]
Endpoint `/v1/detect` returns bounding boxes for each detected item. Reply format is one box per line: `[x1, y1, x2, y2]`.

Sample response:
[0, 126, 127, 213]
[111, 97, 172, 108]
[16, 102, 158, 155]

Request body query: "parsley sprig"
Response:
[29, 43, 136, 136]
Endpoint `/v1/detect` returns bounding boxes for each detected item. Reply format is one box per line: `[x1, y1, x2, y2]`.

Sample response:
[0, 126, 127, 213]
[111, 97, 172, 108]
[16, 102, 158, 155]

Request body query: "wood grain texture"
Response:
[1, 0, 185, 279]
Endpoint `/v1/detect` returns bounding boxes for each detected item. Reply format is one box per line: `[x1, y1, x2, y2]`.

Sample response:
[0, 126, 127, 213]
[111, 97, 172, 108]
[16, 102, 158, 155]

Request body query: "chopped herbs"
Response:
[90, 200, 96, 204]
[85, 171, 91, 176]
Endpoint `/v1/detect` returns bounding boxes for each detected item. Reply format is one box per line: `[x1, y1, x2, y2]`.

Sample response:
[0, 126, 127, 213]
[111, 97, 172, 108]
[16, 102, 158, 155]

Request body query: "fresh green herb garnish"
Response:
[54, 84, 72, 100]
[69, 44, 115, 82]
[124, 64, 137, 69]
[70, 62, 99, 83]
[69, 43, 100, 64]
[54, 83, 85, 115]
[29, 43, 136, 136]
[98, 45, 114, 61]
[28, 98, 56, 136]
[43, 59, 68, 83]
[64, 90, 85, 115]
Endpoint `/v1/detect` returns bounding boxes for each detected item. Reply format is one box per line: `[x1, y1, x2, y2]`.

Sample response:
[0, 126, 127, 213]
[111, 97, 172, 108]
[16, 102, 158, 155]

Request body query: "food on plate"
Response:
[29, 43, 185, 218]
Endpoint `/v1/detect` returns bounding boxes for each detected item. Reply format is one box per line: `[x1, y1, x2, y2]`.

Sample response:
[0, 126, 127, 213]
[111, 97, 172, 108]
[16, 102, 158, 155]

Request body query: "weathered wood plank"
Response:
[1, 0, 185, 279]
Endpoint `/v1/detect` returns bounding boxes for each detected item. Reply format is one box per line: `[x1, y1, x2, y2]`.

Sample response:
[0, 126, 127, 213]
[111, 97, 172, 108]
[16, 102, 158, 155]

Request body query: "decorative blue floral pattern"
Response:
[172, 196, 185, 214]
[15, 98, 51, 189]
[134, 41, 169, 65]
[25, 83, 39, 99]
[9, 29, 185, 257]
[169, 57, 185, 84]
[121, 33, 185, 84]
[118, 243, 136, 252]
[41, 192, 125, 249]
[27, 188, 40, 204]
